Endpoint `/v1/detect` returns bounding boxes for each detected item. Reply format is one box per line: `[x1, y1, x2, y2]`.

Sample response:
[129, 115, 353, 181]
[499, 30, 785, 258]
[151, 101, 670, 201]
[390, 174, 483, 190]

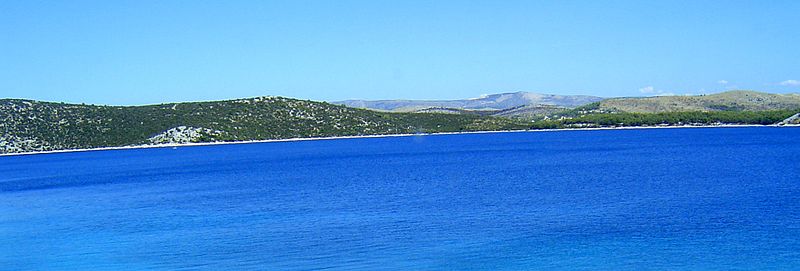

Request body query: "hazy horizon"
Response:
[4, 88, 800, 107]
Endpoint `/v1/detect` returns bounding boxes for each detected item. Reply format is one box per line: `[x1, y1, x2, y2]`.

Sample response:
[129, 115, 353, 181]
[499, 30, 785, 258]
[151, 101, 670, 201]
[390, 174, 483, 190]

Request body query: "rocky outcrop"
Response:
[147, 126, 227, 144]
[777, 113, 800, 125]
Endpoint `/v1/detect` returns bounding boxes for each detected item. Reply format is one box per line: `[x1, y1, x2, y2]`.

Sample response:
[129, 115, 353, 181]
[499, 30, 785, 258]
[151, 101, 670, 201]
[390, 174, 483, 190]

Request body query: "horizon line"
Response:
[2, 89, 795, 107]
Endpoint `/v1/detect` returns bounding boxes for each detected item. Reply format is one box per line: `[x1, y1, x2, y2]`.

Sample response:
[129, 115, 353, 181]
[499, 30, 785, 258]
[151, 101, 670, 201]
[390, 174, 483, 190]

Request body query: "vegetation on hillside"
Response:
[529, 109, 800, 129]
[0, 97, 527, 154]
[524, 91, 800, 128]
[3, 91, 799, 154]
[492, 104, 569, 119]
[598, 91, 800, 113]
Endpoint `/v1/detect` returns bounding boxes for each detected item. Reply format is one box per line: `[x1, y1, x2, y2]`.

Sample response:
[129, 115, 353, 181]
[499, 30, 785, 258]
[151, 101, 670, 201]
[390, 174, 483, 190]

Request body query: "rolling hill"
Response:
[3, 90, 799, 154]
[597, 91, 800, 113]
[0, 96, 527, 154]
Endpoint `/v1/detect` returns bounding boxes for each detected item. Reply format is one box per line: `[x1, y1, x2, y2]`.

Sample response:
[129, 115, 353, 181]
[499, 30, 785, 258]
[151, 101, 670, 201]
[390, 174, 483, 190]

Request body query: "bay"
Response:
[1, 127, 799, 270]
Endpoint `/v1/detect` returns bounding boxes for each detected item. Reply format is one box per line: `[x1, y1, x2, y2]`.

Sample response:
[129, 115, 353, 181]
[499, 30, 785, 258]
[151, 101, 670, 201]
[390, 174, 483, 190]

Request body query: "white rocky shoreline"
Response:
[1, 124, 797, 157]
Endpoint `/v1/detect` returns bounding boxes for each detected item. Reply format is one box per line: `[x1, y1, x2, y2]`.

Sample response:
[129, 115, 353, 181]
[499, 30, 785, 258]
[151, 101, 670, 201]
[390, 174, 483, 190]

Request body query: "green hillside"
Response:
[0, 96, 527, 154]
[598, 91, 800, 113]
[3, 91, 799, 155]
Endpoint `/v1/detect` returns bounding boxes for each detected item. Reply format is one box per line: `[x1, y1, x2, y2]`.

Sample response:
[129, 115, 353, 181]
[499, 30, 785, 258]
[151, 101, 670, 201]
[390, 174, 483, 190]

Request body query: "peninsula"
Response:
[2, 90, 799, 154]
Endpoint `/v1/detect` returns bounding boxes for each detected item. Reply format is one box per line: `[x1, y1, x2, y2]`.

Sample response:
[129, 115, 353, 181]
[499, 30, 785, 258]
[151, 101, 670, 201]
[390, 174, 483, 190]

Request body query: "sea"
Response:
[1, 127, 799, 270]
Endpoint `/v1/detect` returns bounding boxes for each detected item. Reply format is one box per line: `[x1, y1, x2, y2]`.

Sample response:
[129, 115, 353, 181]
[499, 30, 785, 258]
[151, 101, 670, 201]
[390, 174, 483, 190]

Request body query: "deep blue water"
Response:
[1, 127, 799, 270]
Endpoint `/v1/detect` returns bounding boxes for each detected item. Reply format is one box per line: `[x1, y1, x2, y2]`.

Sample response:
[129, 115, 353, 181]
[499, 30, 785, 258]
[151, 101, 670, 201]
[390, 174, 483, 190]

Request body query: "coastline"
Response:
[1, 124, 797, 157]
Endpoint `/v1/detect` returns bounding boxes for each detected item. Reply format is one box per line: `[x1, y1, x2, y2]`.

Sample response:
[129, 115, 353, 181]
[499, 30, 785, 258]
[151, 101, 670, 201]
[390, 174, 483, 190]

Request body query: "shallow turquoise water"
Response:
[1, 127, 799, 270]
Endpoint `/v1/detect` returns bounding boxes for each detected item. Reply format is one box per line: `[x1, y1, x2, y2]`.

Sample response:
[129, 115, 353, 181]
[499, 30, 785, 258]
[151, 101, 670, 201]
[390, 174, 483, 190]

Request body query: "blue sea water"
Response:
[1, 127, 799, 270]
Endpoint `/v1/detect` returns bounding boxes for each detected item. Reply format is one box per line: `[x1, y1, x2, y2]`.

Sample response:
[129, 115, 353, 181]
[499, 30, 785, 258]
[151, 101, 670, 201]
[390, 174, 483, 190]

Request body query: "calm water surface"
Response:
[1, 127, 799, 270]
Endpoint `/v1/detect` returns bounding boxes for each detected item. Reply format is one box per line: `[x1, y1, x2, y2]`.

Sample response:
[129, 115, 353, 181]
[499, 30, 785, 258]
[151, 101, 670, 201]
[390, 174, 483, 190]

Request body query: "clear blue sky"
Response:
[1, 0, 799, 105]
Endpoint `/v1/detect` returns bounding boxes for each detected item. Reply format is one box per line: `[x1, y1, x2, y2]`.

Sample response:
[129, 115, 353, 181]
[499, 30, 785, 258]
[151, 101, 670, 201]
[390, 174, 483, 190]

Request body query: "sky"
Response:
[1, 0, 799, 105]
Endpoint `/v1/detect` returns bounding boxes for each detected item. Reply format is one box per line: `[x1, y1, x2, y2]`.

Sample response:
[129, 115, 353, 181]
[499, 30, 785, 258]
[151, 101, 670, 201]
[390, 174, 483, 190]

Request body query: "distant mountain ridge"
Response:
[334, 91, 604, 112]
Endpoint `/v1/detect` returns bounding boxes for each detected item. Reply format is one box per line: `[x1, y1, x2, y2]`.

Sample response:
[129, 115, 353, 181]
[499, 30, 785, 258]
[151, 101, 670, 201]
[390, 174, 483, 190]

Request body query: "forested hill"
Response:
[0, 96, 527, 154]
